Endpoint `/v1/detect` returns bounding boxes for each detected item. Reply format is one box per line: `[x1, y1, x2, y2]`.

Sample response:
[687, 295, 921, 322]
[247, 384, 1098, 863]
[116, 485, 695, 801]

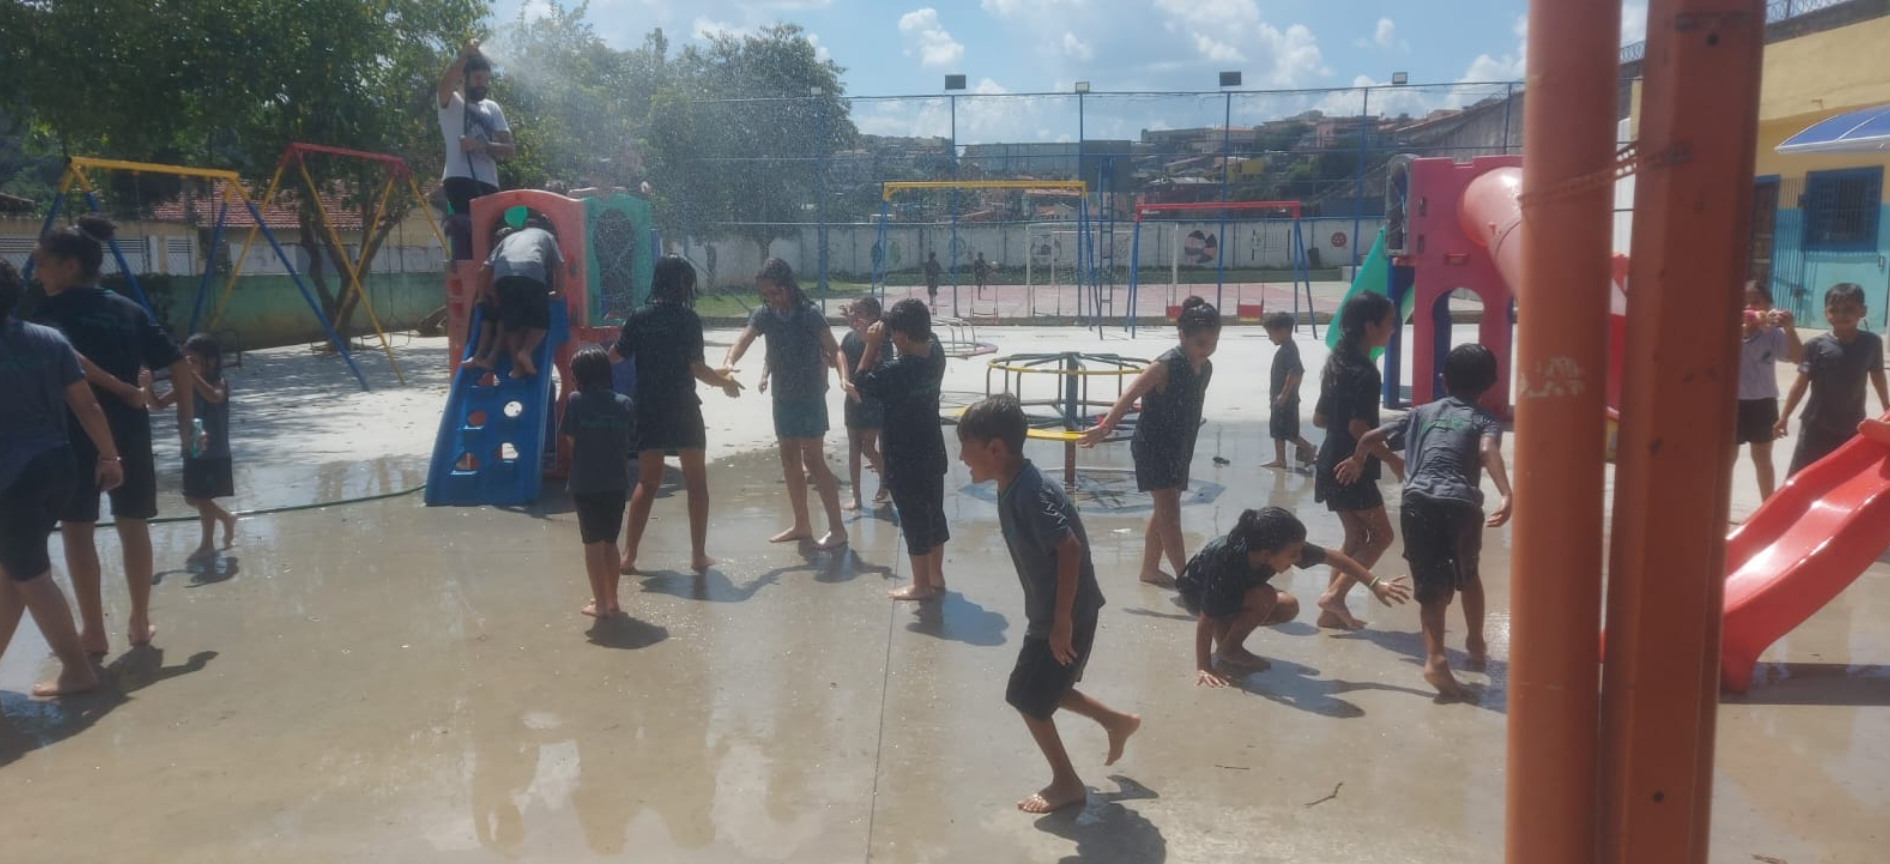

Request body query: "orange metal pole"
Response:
[1599, 2, 1765, 862]
[1506, 0, 1619, 861]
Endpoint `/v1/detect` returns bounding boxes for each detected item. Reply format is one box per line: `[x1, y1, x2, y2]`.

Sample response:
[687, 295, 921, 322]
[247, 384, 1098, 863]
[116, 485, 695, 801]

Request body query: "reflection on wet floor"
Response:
[0, 432, 1885, 863]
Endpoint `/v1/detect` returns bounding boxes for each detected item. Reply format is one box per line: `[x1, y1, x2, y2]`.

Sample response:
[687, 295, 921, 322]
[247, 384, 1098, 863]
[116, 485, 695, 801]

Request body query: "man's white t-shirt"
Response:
[438, 92, 510, 186]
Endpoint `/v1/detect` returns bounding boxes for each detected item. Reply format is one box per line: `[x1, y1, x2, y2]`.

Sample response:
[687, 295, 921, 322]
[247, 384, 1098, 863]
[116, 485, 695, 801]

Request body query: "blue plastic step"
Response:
[425, 303, 568, 506]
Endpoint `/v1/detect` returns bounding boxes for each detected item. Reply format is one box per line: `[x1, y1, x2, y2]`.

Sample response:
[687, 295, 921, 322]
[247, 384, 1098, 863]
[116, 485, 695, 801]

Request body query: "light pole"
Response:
[1218, 70, 1241, 309]
[946, 73, 965, 317]
[1077, 81, 1090, 321]
[812, 86, 828, 309]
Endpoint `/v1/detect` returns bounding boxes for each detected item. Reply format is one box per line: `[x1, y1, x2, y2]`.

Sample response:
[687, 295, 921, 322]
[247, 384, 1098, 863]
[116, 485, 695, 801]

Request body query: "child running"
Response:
[1312, 292, 1403, 630]
[1734, 282, 1799, 499]
[561, 346, 635, 617]
[724, 258, 849, 549]
[838, 297, 890, 511]
[1342, 343, 1512, 699]
[1259, 311, 1317, 469]
[959, 393, 1140, 815]
[1179, 507, 1408, 686]
[1775, 282, 1889, 476]
[609, 256, 744, 574]
[1081, 295, 1220, 587]
[853, 299, 950, 601]
[923, 252, 942, 309]
[148, 334, 238, 561]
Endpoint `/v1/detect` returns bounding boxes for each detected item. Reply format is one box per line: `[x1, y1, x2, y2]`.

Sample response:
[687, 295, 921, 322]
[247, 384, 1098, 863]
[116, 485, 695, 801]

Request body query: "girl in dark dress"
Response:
[608, 256, 744, 574]
[1083, 296, 1221, 587]
[1312, 292, 1403, 629]
[839, 297, 889, 511]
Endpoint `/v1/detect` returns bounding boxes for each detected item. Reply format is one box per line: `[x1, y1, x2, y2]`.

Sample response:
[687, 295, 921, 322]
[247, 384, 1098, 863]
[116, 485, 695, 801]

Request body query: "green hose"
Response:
[78, 484, 426, 530]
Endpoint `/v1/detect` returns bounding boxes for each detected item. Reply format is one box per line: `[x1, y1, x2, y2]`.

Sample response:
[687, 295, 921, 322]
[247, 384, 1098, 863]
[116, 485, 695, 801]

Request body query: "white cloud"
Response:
[518, 0, 554, 21]
[1062, 31, 1093, 60]
[1152, 0, 1329, 86]
[897, 7, 965, 70]
[981, 0, 1080, 17]
[1374, 18, 1396, 48]
[1459, 14, 1527, 83]
[806, 31, 831, 62]
[691, 16, 752, 41]
[1622, 2, 1648, 45]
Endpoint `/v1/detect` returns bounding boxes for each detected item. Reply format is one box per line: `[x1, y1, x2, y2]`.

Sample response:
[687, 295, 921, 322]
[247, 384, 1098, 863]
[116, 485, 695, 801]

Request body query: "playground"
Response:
[0, 323, 1883, 863]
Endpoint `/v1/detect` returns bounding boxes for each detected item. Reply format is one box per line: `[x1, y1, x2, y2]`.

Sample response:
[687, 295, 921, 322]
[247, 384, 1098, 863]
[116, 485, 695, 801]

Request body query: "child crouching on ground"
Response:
[1342, 343, 1512, 700]
[958, 393, 1140, 814]
[1179, 506, 1407, 687]
[560, 346, 636, 619]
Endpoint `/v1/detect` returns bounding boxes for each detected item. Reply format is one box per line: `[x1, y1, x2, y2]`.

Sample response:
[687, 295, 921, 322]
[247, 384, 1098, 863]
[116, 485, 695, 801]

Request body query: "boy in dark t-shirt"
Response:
[1260, 312, 1317, 468]
[1775, 282, 1890, 475]
[1346, 343, 1513, 700]
[957, 394, 1139, 816]
[852, 299, 950, 601]
[560, 347, 635, 619]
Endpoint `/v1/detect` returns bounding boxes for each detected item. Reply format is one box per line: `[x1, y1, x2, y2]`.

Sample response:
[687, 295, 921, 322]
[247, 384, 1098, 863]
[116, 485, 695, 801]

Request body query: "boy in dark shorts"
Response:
[958, 394, 1140, 815]
[923, 251, 942, 308]
[1735, 282, 1799, 499]
[1775, 282, 1889, 475]
[852, 299, 950, 601]
[1259, 312, 1317, 469]
[473, 218, 566, 378]
[1344, 343, 1513, 700]
[560, 346, 635, 619]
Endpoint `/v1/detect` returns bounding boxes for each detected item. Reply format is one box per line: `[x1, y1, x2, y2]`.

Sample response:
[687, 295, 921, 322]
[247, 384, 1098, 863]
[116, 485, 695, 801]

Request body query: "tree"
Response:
[644, 24, 857, 262]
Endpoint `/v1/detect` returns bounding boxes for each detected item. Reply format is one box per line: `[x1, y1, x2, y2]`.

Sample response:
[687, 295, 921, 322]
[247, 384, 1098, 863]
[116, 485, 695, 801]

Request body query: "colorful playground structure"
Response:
[424, 189, 656, 507]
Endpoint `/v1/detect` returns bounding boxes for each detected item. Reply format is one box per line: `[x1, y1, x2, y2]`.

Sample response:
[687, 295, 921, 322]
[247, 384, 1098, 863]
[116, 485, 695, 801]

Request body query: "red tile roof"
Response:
[147, 181, 440, 231]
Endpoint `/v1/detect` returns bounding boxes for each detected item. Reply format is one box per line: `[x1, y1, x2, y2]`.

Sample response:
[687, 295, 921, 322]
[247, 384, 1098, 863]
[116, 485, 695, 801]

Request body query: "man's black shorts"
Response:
[1005, 616, 1099, 721]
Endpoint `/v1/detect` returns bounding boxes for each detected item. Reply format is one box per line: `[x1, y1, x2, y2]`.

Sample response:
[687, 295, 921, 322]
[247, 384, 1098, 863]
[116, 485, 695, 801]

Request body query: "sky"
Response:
[492, 0, 1650, 143]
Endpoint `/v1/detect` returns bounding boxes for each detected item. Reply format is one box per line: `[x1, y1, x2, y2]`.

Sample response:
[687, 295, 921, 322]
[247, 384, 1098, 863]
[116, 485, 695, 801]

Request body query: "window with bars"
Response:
[1802, 167, 1882, 253]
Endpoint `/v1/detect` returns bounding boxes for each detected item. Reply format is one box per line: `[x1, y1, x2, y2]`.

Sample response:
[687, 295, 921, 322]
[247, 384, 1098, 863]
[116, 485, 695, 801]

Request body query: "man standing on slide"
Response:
[437, 39, 515, 221]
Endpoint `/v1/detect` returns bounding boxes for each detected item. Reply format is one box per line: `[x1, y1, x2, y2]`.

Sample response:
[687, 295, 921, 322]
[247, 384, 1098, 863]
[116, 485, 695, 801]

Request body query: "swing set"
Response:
[869, 180, 1109, 334]
[23, 156, 372, 390]
[211, 142, 449, 387]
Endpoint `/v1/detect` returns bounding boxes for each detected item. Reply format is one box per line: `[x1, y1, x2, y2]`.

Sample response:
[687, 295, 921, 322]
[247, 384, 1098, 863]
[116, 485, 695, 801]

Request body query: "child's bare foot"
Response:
[1215, 646, 1271, 670]
[771, 526, 813, 543]
[617, 558, 639, 575]
[127, 620, 156, 647]
[843, 499, 861, 512]
[1137, 569, 1176, 589]
[79, 630, 108, 657]
[187, 546, 216, 563]
[1465, 637, 1489, 672]
[510, 352, 538, 378]
[1315, 594, 1365, 630]
[1018, 780, 1088, 814]
[582, 601, 605, 618]
[220, 514, 238, 548]
[691, 554, 716, 573]
[1424, 661, 1476, 701]
[1103, 713, 1140, 766]
[464, 355, 492, 370]
[888, 583, 940, 601]
[1260, 460, 1286, 469]
[1297, 445, 1316, 464]
[605, 603, 623, 617]
[813, 530, 848, 550]
[31, 667, 99, 699]
[872, 489, 891, 506]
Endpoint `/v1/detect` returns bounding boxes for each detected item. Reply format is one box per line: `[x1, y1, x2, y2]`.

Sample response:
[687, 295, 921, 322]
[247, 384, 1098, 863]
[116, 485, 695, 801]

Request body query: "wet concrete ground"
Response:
[2, 431, 1886, 863]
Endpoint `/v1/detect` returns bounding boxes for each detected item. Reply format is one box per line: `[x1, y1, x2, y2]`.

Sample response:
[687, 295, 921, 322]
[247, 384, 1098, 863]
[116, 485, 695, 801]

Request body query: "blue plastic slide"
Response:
[425, 303, 568, 506]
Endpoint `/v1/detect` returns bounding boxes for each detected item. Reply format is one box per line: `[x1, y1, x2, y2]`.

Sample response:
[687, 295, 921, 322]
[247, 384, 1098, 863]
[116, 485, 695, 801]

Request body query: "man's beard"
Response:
[466, 86, 489, 102]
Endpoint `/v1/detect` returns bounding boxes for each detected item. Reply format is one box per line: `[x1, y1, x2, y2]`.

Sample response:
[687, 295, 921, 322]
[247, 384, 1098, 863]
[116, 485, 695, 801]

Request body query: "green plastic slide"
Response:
[1325, 227, 1414, 359]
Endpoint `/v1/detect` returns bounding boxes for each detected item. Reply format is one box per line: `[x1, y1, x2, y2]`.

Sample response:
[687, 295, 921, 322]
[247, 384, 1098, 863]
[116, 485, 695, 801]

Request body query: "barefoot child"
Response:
[1259, 312, 1317, 469]
[1081, 296, 1220, 588]
[148, 334, 238, 561]
[476, 217, 566, 378]
[1343, 343, 1512, 698]
[959, 393, 1141, 815]
[853, 299, 950, 601]
[1735, 282, 1800, 499]
[0, 259, 124, 697]
[561, 347, 635, 617]
[608, 256, 744, 574]
[1180, 507, 1408, 687]
[923, 251, 942, 309]
[838, 298, 889, 511]
[724, 258, 849, 549]
[1775, 282, 1889, 476]
[1312, 292, 1403, 630]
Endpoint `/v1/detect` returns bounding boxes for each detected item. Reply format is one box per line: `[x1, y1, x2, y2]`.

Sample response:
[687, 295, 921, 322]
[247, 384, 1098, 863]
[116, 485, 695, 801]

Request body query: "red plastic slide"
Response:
[1720, 413, 1890, 691]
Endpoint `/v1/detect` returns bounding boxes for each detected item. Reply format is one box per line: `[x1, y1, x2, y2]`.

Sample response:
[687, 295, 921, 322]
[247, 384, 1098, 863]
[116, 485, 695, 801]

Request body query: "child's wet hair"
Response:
[957, 393, 1027, 456]
[571, 345, 613, 390]
[757, 257, 810, 307]
[39, 214, 116, 280]
[848, 296, 882, 321]
[1442, 343, 1498, 397]
[883, 298, 932, 342]
[1263, 311, 1294, 332]
[1825, 282, 1866, 309]
[1326, 291, 1393, 378]
[651, 255, 697, 305]
[1229, 506, 1308, 554]
[1176, 295, 1221, 335]
[183, 333, 224, 378]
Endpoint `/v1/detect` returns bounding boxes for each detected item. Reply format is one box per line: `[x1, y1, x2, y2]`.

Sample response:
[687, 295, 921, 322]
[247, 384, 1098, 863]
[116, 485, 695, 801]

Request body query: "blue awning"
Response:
[1776, 104, 1890, 155]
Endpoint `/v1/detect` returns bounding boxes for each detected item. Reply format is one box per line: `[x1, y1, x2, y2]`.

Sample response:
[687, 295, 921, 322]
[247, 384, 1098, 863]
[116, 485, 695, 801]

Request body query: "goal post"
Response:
[1126, 200, 1316, 338]
[1024, 222, 1140, 319]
